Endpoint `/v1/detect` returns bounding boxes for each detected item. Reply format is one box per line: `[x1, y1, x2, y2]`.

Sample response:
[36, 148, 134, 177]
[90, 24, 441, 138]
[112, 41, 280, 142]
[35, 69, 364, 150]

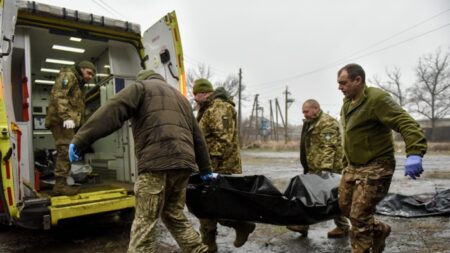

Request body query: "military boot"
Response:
[52, 177, 79, 196]
[372, 223, 391, 253]
[200, 229, 218, 253]
[286, 225, 309, 237]
[234, 223, 256, 247]
[327, 226, 349, 238]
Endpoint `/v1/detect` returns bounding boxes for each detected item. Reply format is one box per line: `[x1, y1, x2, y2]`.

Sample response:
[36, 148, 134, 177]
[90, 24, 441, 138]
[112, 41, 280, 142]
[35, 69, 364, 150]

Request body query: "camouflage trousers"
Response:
[128, 170, 208, 253]
[338, 161, 394, 253]
[297, 170, 350, 232]
[50, 125, 75, 178]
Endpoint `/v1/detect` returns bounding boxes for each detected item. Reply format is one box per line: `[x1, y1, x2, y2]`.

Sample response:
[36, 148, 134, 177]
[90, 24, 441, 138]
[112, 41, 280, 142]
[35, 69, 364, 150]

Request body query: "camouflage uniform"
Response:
[72, 70, 210, 253]
[129, 170, 208, 253]
[300, 110, 344, 174]
[197, 87, 241, 174]
[297, 110, 350, 233]
[197, 87, 254, 251]
[339, 86, 427, 253]
[45, 66, 85, 178]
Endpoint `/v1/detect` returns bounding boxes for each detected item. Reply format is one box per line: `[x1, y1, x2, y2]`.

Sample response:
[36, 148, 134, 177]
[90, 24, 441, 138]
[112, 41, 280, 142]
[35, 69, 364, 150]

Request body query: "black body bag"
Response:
[186, 172, 341, 225]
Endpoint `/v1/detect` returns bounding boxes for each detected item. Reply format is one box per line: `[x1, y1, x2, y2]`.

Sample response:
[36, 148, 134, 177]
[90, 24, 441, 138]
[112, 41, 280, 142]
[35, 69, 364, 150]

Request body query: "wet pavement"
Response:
[1, 150, 449, 253]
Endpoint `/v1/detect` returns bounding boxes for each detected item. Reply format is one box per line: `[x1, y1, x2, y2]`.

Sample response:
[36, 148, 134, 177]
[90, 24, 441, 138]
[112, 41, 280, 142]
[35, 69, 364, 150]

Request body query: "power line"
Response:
[251, 9, 450, 88]
[330, 8, 450, 65]
[252, 21, 450, 90]
[91, 0, 119, 18]
[97, 0, 126, 20]
[347, 23, 450, 62]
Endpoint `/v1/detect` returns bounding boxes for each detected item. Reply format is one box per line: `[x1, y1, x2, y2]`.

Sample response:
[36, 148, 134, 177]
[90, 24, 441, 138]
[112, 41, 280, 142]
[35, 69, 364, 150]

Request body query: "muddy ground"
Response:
[1, 151, 449, 253]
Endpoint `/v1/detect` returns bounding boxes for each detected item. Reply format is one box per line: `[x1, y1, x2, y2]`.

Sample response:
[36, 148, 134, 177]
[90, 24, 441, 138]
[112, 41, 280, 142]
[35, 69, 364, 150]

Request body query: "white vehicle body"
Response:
[0, 0, 186, 229]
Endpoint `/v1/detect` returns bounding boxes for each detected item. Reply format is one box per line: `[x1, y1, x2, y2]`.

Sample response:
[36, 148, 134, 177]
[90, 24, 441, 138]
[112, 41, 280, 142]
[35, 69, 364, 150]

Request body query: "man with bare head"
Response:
[337, 63, 427, 252]
[46, 60, 96, 196]
[287, 99, 350, 238]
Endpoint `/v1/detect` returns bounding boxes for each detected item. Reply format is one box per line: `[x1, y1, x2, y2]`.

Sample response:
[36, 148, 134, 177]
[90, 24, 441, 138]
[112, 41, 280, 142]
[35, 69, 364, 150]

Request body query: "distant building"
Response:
[395, 118, 450, 142]
[416, 118, 450, 142]
[242, 116, 300, 143]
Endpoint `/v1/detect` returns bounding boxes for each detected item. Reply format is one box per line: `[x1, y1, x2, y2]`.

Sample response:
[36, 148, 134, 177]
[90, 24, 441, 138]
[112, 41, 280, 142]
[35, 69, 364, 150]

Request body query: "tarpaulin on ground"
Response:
[376, 189, 450, 217]
[186, 172, 341, 225]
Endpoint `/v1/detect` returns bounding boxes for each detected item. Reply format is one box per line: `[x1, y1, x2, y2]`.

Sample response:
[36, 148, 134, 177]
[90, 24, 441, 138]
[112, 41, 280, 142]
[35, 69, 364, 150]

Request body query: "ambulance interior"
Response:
[11, 26, 141, 194]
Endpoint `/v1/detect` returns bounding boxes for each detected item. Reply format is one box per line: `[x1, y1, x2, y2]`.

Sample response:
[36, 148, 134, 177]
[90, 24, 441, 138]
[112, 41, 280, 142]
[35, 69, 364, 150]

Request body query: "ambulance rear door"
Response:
[0, 0, 19, 224]
[142, 11, 186, 96]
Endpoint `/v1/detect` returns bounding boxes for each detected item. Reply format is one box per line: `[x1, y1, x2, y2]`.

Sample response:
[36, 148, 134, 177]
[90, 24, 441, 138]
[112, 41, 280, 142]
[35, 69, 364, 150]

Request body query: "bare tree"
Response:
[371, 66, 407, 107]
[409, 48, 450, 141]
[186, 63, 213, 99]
[215, 74, 247, 101]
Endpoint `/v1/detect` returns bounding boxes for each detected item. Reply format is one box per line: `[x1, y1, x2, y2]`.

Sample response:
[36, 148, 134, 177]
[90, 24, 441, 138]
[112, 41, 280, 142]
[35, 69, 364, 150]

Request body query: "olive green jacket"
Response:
[72, 73, 211, 175]
[340, 85, 427, 166]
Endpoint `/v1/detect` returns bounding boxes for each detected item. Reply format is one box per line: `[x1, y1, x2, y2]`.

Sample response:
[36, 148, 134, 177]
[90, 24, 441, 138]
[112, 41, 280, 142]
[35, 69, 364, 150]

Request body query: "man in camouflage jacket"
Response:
[287, 99, 350, 238]
[70, 70, 211, 253]
[193, 79, 255, 252]
[45, 61, 96, 196]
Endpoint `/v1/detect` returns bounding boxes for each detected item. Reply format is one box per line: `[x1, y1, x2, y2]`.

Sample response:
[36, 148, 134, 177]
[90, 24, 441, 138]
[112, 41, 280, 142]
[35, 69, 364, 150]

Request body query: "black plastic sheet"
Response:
[376, 189, 450, 217]
[34, 149, 55, 179]
[186, 172, 341, 225]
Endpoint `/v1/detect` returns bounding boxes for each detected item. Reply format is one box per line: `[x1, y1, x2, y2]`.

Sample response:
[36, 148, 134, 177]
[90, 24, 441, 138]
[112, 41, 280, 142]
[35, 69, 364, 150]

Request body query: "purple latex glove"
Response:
[405, 155, 423, 180]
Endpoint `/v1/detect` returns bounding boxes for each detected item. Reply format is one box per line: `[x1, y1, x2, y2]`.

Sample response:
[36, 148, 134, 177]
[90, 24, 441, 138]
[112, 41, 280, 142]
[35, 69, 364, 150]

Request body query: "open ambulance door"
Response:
[0, 0, 19, 225]
[142, 11, 187, 96]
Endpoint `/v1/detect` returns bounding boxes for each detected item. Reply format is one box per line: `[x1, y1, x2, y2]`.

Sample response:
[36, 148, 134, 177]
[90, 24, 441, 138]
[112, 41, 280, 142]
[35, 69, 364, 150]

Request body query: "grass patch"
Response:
[395, 142, 450, 154]
[242, 141, 450, 153]
[243, 141, 299, 151]
[425, 170, 450, 180]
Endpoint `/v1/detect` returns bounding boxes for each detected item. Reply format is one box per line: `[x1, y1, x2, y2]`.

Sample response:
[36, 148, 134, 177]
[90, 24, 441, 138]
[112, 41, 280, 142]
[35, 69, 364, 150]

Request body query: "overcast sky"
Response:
[35, 0, 450, 124]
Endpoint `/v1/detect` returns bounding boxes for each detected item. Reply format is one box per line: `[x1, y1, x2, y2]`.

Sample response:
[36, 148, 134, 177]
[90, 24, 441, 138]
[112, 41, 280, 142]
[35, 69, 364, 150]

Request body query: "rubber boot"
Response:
[200, 228, 218, 253]
[372, 222, 391, 253]
[286, 225, 309, 237]
[327, 226, 349, 238]
[233, 223, 256, 247]
[52, 177, 79, 196]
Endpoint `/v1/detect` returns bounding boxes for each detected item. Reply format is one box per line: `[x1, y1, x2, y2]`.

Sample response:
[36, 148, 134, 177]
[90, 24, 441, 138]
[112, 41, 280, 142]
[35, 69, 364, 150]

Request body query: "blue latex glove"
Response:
[69, 143, 82, 163]
[405, 155, 424, 180]
[200, 172, 215, 182]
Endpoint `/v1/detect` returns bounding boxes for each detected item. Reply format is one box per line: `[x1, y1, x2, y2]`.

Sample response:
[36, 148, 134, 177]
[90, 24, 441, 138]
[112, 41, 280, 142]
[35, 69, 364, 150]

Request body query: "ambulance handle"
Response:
[168, 62, 179, 81]
[1, 36, 13, 57]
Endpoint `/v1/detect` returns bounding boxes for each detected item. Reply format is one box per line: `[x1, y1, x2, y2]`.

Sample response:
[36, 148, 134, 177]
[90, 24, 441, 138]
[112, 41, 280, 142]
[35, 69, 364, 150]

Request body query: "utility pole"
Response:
[238, 68, 242, 142]
[255, 95, 259, 141]
[269, 100, 274, 140]
[283, 86, 294, 144]
[275, 98, 285, 142]
[258, 106, 265, 141]
[245, 94, 259, 143]
[275, 98, 280, 141]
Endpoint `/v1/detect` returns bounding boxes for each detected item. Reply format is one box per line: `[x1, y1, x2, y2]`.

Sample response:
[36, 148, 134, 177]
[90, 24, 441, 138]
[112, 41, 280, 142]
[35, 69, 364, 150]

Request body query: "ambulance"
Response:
[0, 0, 186, 229]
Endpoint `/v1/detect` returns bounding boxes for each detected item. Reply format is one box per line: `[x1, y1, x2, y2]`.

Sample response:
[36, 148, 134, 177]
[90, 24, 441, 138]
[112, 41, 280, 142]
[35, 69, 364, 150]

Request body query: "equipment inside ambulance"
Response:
[0, 0, 186, 229]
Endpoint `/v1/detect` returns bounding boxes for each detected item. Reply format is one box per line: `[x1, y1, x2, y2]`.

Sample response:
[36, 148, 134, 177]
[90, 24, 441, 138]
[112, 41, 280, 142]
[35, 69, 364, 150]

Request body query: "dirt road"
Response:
[1, 151, 449, 253]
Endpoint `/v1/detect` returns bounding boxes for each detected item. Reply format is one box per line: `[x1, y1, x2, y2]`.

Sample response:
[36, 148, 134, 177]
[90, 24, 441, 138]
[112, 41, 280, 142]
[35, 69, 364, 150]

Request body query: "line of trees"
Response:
[371, 48, 450, 141]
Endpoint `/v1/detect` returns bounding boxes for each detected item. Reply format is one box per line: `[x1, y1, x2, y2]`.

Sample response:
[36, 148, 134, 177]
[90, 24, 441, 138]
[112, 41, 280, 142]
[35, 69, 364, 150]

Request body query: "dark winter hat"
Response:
[193, 78, 213, 94]
[78, 61, 96, 73]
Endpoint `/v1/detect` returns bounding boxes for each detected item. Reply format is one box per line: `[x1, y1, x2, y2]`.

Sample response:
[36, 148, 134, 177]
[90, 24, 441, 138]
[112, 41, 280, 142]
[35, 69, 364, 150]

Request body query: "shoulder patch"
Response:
[62, 78, 69, 88]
